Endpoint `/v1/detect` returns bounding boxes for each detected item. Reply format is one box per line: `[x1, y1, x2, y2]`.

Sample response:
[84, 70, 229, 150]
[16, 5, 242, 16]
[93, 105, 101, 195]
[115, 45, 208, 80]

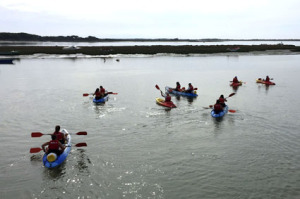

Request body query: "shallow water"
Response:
[0, 54, 300, 198]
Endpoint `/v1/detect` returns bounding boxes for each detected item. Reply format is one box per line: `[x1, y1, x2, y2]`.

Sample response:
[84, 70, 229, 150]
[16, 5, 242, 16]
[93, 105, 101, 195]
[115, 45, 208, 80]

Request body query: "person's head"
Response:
[216, 100, 220, 104]
[100, 86, 103, 89]
[220, 95, 224, 98]
[166, 93, 169, 96]
[96, 88, 99, 92]
[55, 125, 60, 132]
[189, 83, 192, 86]
[51, 135, 57, 140]
[235, 76, 237, 78]
[176, 82, 180, 85]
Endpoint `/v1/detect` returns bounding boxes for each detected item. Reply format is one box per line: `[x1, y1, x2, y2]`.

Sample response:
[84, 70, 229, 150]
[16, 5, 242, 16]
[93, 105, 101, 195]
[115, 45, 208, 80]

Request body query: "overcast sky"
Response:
[0, 0, 299, 39]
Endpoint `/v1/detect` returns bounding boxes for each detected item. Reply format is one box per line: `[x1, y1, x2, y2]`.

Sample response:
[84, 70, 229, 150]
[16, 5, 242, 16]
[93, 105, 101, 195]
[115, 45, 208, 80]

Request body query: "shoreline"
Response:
[0, 44, 299, 56]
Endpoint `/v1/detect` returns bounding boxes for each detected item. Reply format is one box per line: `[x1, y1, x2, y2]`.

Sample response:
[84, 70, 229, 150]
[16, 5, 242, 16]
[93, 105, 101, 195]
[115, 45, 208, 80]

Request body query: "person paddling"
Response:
[213, 100, 223, 114]
[42, 135, 65, 155]
[219, 95, 227, 107]
[265, 76, 270, 82]
[53, 125, 67, 144]
[232, 76, 239, 83]
[99, 86, 106, 97]
[184, 83, 194, 93]
[174, 82, 181, 91]
[93, 88, 102, 100]
[161, 91, 171, 102]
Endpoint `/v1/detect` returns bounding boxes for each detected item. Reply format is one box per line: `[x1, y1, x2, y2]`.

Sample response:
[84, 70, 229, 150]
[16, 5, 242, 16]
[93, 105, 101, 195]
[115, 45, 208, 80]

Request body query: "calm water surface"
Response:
[0, 54, 300, 199]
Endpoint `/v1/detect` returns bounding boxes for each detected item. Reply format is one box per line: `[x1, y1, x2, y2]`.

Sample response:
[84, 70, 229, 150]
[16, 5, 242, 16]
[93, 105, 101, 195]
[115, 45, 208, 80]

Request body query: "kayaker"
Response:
[184, 83, 194, 93]
[53, 125, 67, 144]
[213, 100, 223, 114]
[232, 76, 239, 83]
[219, 95, 227, 107]
[161, 91, 171, 102]
[174, 82, 181, 91]
[42, 134, 65, 155]
[99, 86, 106, 97]
[265, 76, 270, 82]
[93, 88, 102, 100]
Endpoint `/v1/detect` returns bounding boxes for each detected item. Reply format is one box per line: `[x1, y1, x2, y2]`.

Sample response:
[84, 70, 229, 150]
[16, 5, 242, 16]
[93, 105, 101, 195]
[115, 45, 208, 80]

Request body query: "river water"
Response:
[0, 53, 300, 199]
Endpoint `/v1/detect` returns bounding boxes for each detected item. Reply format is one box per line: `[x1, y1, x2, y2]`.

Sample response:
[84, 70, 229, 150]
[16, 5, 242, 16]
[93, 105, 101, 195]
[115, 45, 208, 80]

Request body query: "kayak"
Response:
[43, 129, 71, 168]
[211, 105, 228, 118]
[156, 98, 176, 108]
[165, 86, 198, 97]
[93, 94, 109, 103]
[256, 79, 275, 85]
[230, 81, 243, 87]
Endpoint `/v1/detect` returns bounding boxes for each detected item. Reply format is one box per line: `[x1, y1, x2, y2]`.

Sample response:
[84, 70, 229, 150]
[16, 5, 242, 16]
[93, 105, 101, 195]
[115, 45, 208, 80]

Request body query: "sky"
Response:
[0, 0, 300, 39]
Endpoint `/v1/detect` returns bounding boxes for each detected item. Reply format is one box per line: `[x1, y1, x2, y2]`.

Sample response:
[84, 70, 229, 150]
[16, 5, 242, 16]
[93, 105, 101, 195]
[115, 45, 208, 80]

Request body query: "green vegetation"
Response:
[0, 45, 298, 56]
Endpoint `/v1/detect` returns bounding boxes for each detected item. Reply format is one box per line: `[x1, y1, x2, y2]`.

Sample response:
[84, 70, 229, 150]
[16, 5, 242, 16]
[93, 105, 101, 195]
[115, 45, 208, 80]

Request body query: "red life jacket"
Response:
[176, 85, 181, 91]
[48, 140, 60, 150]
[219, 97, 225, 104]
[53, 132, 63, 141]
[187, 85, 194, 92]
[214, 104, 223, 111]
[165, 95, 171, 102]
[95, 91, 101, 97]
[233, 77, 238, 83]
[266, 76, 270, 82]
[100, 88, 105, 94]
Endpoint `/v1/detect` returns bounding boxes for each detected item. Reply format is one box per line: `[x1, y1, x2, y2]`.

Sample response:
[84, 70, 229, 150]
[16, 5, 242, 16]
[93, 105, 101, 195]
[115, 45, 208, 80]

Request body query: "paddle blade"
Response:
[229, 109, 236, 113]
[155, 85, 160, 90]
[83, 93, 89, 97]
[75, 143, 87, 147]
[30, 147, 43, 153]
[209, 105, 213, 108]
[107, 92, 118, 95]
[194, 88, 198, 90]
[228, 93, 236, 98]
[76, 131, 87, 135]
[31, 132, 44, 137]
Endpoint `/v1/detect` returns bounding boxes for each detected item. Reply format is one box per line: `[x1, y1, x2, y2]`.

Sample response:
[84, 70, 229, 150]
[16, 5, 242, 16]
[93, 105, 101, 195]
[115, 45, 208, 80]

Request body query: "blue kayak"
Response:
[43, 129, 71, 168]
[93, 95, 109, 103]
[211, 105, 228, 118]
[165, 86, 198, 97]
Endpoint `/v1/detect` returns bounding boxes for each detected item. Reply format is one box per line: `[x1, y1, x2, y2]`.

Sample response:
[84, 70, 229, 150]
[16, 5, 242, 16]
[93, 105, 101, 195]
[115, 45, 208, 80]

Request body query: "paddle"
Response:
[30, 143, 87, 153]
[83, 92, 117, 96]
[31, 131, 87, 137]
[155, 84, 163, 92]
[226, 92, 236, 99]
[83, 93, 93, 97]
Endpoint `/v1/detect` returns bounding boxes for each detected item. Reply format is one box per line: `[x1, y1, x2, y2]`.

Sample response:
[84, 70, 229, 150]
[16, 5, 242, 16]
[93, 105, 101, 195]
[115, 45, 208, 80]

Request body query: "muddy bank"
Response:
[0, 45, 299, 56]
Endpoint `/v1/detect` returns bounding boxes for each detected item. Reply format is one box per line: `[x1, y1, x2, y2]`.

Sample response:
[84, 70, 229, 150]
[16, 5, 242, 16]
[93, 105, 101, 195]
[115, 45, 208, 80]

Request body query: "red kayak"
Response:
[156, 98, 176, 108]
[230, 81, 243, 87]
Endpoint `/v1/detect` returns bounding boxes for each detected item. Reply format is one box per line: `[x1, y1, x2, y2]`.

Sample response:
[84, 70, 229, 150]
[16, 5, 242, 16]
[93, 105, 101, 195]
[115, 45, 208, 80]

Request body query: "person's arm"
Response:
[58, 142, 66, 150]
[160, 91, 165, 98]
[41, 142, 49, 152]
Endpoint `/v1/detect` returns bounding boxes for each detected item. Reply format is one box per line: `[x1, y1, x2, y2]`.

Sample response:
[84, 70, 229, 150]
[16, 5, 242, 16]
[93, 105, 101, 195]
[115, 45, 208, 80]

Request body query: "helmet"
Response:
[47, 153, 57, 162]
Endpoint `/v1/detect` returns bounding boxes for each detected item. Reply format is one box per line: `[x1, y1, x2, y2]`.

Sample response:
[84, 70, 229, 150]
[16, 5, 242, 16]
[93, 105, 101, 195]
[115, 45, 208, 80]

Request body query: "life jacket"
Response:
[187, 85, 194, 92]
[175, 84, 181, 91]
[95, 91, 101, 97]
[53, 132, 63, 141]
[48, 140, 60, 150]
[266, 76, 270, 82]
[219, 97, 225, 104]
[214, 103, 223, 111]
[165, 95, 171, 102]
[100, 88, 106, 94]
